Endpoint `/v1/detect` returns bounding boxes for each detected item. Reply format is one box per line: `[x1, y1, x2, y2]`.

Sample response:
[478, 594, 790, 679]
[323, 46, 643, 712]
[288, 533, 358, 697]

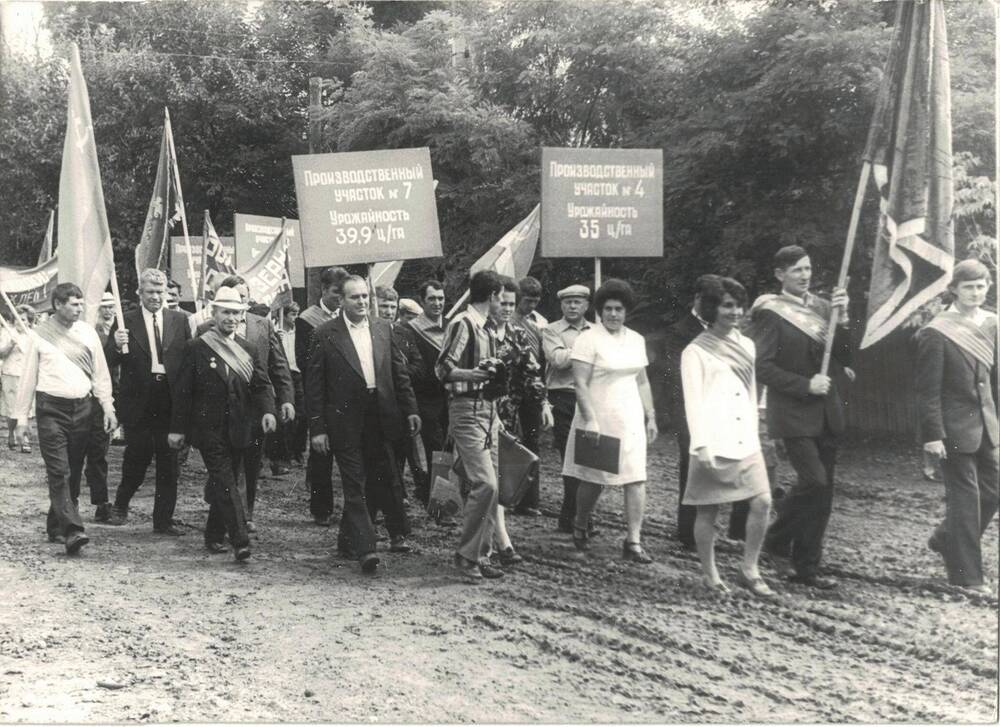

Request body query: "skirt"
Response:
[683, 450, 770, 506]
[1, 374, 18, 419]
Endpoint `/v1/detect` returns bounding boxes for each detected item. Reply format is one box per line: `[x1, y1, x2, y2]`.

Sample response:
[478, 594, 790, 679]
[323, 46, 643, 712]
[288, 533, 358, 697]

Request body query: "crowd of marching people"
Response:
[1, 246, 996, 595]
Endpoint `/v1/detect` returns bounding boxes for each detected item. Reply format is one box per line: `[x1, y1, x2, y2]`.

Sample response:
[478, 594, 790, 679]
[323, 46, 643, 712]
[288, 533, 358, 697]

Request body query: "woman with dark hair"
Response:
[681, 277, 773, 596]
[563, 278, 658, 563]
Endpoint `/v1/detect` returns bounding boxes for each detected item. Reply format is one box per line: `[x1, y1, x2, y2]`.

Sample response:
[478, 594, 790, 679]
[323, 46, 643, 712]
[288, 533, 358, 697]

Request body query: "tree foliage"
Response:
[0, 0, 993, 318]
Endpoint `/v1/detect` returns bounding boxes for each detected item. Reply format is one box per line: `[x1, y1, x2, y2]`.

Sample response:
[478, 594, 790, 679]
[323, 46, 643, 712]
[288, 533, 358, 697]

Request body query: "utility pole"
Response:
[306, 76, 323, 306]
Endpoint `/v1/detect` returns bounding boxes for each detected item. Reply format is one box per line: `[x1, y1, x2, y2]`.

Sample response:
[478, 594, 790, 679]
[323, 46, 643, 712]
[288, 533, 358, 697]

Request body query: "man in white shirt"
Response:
[15, 283, 117, 555]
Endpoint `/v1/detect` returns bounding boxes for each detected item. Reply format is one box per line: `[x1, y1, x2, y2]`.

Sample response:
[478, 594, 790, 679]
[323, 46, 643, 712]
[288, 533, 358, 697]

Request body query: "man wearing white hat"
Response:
[168, 286, 276, 561]
[542, 284, 593, 533]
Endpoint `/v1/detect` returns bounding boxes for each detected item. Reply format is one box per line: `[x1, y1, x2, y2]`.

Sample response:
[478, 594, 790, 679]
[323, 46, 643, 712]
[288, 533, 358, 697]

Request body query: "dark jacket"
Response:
[306, 315, 418, 451]
[916, 327, 999, 454]
[660, 312, 705, 437]
[753, 298, 851, 439]
[395, 322, 446, 403]
[197, 312, 294, 410]
[170, 335, 275, 450]
[105, 307, 191, 428]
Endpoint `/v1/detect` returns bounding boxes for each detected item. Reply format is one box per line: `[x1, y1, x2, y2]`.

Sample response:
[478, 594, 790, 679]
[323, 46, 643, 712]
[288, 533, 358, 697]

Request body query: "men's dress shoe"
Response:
[20, 443, 32, 454]
[234, 546, 252, 561]
[65, 532, 90, 555]
[499, 547, 523, 566]
[205, 541, 228, 554]
[389, 536, 413, 553]
[271, 464, 290, 476]
[927, 535, 944, 555]
[478, 561, 505, 579]
[788, 573, 838, 590]
[107, 508, 128, 526]
[314, 515, 333, 527]
[360, 553, 380, 574]
[246, 520, 257, 534]
[454, 553, 483, 583]
[154, 524, 184, 536]
[557, 522, 574, 534]
[514, 507, 541, 517]
[94, 503, 112, 523]
[48, 534, 66, 544]
[337, 544, 358, 559]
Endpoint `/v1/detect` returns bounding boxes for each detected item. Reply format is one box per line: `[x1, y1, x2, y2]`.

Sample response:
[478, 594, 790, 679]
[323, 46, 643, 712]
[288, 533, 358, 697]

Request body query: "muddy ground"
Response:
[0, 431, 996, 723]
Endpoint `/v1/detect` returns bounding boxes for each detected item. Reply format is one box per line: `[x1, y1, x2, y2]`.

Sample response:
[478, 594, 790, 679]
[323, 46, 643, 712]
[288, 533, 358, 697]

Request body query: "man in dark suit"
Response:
[918, 260, 998, 594]
[307, 275, 421, 574]
[106, 269, 191, 534]
[751, 245, 853, 590]
[297, 266, 350, 525]
[660, 275, 718, 549]
[198, 275, 295, 531]
[168, 286, 276, 561]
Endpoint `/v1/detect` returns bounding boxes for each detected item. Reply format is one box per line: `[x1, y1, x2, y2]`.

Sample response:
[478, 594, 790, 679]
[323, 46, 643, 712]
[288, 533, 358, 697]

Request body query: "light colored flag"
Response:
[860, 0, 953, 348]
[446, 204, 541, 318]
[241, 224, 291, 307]
[0, 255, 60, 308]
[371, 260, 404, 287]
[37, 209, 55, 266]
[57, 43, 116, 324]
[199, 210, 237, 299]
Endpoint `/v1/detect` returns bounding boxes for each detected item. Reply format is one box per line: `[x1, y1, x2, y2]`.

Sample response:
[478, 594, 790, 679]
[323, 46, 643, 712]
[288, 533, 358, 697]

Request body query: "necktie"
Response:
[153, 314, 164, 363]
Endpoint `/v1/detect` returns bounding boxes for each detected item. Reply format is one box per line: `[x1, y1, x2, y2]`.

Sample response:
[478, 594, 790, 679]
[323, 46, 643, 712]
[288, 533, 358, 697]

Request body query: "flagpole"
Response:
[107, 264, 128, 354]
[820, 161, 871, 376]
[367, 262, 379, 319]
[594, 257, 602, 288]
[0, 289, 29, 335]
[164, 108, 199, 312]
[199, 210, 210, 305]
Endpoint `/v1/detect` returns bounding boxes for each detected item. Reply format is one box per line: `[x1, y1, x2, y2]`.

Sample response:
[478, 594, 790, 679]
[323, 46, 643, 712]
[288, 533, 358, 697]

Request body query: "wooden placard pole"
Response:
[594, 257, 602, 289]
[0, 288, 29, 335]
[367, 262, 379, 319]
[820, 161, 870, 377]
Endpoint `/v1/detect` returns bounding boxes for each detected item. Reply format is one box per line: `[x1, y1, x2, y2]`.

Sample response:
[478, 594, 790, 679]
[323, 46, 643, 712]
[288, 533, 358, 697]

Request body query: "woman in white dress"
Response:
[0, 305, 36, 453]
[563, 279, 658, 563]
[681, 277, 772, 596]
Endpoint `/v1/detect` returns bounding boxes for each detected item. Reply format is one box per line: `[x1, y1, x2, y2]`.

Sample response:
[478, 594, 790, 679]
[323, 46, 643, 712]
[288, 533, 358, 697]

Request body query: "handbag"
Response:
[498, 430, 539, 509]
[427, 445, 463, 520]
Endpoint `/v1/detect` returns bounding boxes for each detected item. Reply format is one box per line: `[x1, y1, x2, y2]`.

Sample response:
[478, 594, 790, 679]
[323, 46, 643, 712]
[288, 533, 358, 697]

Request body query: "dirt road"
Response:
[0, 434, 996, 723]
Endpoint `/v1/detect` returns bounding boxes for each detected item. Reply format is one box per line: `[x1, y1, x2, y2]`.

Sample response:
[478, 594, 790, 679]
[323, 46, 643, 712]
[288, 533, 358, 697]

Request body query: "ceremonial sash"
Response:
[691, 329, 754, 393]
[34, 319, 94, 378]
[751, 294, 828, 345]
[407, 315, 445, 352]
[299, 305, 331, 330]
[924, 311, 997, 369]
[201, 329, 255, 385]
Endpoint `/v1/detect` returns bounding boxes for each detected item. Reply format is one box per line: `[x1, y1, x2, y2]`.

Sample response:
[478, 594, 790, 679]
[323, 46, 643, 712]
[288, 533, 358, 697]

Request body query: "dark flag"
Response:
[135, 109, 186, 275]
[199, 210, 237, 300]
[861, 0, 953, 348]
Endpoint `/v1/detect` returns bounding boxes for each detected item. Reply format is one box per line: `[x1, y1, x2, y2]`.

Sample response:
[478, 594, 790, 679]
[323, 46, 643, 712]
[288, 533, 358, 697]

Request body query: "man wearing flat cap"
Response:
[168, 286, 276, 561]
[542, 284, 593, 533]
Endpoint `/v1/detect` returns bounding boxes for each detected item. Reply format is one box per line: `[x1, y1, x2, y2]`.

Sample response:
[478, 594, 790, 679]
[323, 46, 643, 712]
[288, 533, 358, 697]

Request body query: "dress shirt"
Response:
[142, 306, 167, 374]
[680, 330, 759, 460]
[282, 327, 299, 373]
[542, 317, 591, 391]
[345, 316, 377, 389]
[14, 320, 115, 425]
[947, 304, 990, 327]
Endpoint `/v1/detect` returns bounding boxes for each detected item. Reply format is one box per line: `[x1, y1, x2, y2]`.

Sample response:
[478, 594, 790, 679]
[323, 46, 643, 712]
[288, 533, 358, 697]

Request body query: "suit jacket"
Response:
[197, 312, 294, 409]
[170, 336, 275, 450]
[660, 312, 705, 437]
[105, 307, 191, 427]
[295, 306, 337, 384]
[753, 297, 851, 439]
[306, 315, 418, 451]
[916, 327, 999, 453]
[394, 321, 447, 403]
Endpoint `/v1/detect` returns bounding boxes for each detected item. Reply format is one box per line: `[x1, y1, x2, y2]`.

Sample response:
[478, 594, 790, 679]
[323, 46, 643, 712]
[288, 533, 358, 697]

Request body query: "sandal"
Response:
[20, 443, 31, 454]
[622, 540, 653, 564]
[735, 569, 775, 597]
[572, 526, 590, 552]
[700, 577, 731, 594]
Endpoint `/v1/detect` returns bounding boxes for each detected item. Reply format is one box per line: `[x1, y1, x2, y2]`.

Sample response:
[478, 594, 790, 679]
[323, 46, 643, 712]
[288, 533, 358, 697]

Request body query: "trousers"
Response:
[201, 435, 251, 550]
[931, 437, 999, 586]
[450, 396, 499, 563]
[550, 389, 580, 529]
[765, 433, 837, 577]
[37, 393, 92, 538]
[84, 400, 110, 505]
[333, 392, 409, 557]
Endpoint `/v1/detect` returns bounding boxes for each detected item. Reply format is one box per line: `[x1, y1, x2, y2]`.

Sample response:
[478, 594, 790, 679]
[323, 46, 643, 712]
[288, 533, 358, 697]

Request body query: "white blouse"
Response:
[680, 330, 760, 460]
